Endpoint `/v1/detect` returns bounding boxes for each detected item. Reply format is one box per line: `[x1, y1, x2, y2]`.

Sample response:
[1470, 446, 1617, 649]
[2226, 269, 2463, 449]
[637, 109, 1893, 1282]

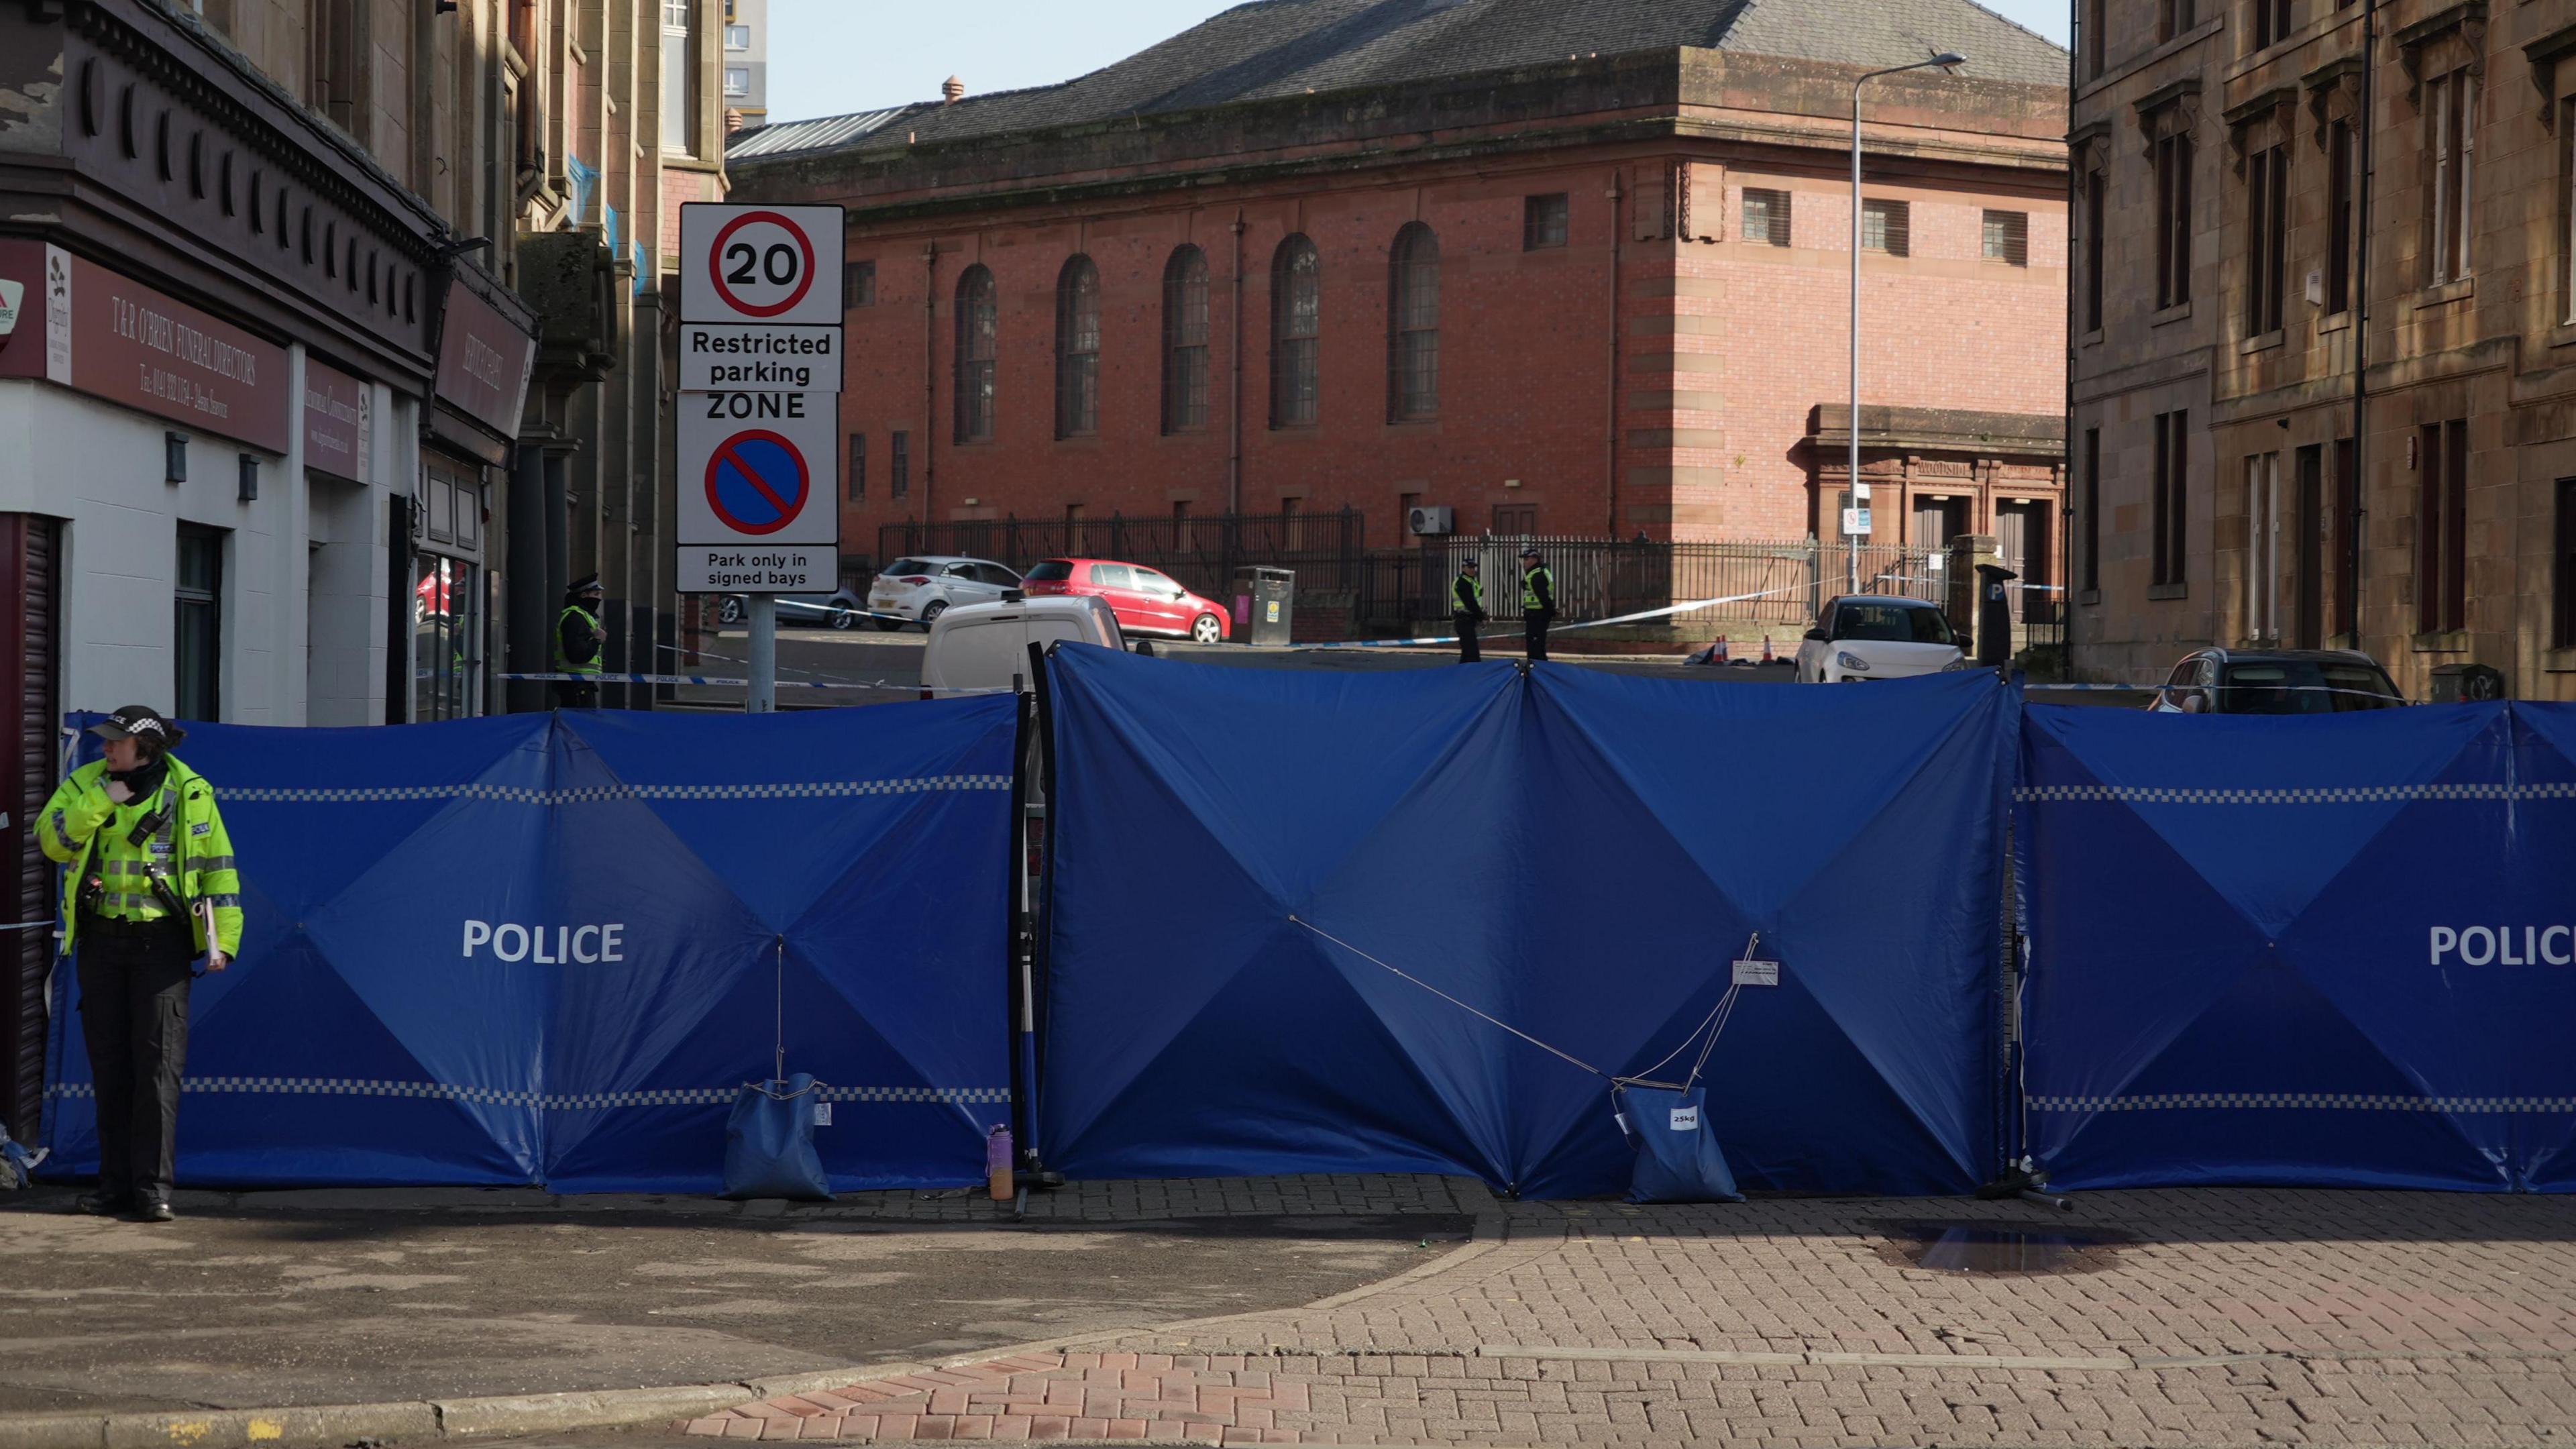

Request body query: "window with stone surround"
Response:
[2084, 168, 2105, 330]
[1163, 245, 1211, 434]
[2155, 129, 2194, 308]
[2253, 0, 2294, 53]
[2246, 144, 2288, 335]
[1743, 189, 1791, 247]
[1387, 223, 1440, 422]
[1861, 199, 1909, 257]
[954, 266, 997, 443]
[2327, 119, 2355, 314]
[1982, 210, 2028, 266]
[2153, 410, 2188, 588]
[1270, 235, 1322, 429]
[2159, 0, 2196, 44]
[1522, 194, 1569, 250]
[2418, 419, 2469, 633]
[2425, 68, 2475, 285]
[1055, 255, 1101, 439]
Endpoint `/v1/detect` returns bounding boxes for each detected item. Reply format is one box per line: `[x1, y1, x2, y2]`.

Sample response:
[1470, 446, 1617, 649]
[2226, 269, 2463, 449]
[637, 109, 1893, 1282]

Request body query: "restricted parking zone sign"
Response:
[676, 202, 845, 594]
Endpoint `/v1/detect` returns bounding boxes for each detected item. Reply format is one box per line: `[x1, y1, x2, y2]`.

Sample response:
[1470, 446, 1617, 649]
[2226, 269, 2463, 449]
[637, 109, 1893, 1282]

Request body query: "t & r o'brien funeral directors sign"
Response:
[47, 248, 290, 453]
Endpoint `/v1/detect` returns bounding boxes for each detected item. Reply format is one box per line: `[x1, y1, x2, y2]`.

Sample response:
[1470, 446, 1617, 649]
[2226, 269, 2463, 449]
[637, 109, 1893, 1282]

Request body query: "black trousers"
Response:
[1524, 608, 1554, 662]
[75, 918, 195, 1202]
[552, 680, 599, 710]
[1454, 613, 1483, 663]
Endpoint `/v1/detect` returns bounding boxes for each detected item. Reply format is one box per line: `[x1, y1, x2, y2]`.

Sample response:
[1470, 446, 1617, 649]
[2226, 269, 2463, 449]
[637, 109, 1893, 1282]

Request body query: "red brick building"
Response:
[729, 0, 2072, 578]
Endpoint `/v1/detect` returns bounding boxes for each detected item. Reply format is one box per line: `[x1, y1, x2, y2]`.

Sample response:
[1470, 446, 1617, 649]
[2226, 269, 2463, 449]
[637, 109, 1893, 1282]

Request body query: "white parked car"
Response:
[920, 595, 1126, 700]
[867, 555, 1024, 631]
[1793, 595, 1968, 682]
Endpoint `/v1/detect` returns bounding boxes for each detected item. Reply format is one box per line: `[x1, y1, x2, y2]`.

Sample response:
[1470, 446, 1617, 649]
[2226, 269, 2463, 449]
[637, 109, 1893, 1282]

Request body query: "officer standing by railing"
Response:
[555, 573, 605, 709]
[1451, 557, 1487, 663]
[36, 706, 241, 1223]
[1520, 546, 1556, 663]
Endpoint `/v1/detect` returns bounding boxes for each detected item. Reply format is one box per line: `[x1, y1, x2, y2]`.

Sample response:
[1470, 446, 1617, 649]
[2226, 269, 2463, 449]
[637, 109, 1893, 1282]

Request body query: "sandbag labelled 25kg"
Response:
[722, 1074, 834, 1201]
[1617, 1083, 1743, 1204]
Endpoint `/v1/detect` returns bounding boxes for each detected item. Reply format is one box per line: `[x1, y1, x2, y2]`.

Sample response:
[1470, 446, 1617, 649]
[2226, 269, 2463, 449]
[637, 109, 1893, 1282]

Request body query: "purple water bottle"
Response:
[985, 1123, 1014, 1201]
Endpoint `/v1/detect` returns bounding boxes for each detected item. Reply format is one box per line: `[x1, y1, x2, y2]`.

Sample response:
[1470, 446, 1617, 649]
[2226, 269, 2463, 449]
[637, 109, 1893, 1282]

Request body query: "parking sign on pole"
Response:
[676, 203, 846, 712]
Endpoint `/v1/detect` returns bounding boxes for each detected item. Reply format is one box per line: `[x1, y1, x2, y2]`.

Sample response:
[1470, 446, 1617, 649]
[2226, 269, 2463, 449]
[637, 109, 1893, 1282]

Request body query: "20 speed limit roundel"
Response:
[706, 211, 818, 319]
[703, 429, 810, 537]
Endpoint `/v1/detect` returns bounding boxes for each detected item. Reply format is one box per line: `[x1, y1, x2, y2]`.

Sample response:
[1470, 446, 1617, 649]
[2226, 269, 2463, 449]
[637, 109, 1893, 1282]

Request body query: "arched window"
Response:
[1269, 235, 1321, 427]
[1161, 245, 1210, 434]
[953, 264, 997, 443]
[1387, 223, 1440, 421]
[1055, 255, 1101, 439]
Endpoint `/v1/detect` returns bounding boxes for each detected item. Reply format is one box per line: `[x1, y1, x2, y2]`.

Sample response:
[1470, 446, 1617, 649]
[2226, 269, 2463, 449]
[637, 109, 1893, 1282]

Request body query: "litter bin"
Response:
[1233, 566, 1295, 646]
[2428, 661, 2506, 703]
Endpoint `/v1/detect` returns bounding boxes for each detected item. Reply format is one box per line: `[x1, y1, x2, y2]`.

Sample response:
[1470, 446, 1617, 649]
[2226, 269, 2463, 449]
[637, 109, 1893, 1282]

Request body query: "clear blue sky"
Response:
[766, 0, 2073, 125]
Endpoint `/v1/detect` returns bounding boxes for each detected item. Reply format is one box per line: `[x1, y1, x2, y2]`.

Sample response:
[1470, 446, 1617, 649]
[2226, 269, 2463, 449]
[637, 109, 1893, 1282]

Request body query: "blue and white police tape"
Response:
[498, 672, 1012, 694]
[1299, 582, 1811, 649]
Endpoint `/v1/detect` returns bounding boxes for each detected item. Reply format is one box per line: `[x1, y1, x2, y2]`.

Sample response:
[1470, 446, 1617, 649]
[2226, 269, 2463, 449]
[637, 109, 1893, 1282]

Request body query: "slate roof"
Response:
[731, 0, 2064, 166]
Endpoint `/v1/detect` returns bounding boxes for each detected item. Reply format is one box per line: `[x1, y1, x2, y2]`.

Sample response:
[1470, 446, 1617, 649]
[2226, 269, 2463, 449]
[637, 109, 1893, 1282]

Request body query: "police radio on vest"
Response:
[701, 391, 811, 421]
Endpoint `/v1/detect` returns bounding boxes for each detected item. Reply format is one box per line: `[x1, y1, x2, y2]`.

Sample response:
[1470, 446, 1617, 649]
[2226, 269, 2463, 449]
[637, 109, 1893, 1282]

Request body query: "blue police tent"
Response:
[2017, 700, 2576, 1191]
[1038, 646, 2014, 1197]
[44, 700, 1018, 1191]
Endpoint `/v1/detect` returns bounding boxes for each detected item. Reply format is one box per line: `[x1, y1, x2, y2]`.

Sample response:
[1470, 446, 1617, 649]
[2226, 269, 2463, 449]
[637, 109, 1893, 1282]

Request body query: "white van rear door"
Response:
[928, 619, 1030, 698]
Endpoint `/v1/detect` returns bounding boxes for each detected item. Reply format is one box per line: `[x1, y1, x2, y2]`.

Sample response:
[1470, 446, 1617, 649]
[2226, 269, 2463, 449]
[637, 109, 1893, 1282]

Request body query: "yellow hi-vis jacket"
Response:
[38, 757, 242, 959]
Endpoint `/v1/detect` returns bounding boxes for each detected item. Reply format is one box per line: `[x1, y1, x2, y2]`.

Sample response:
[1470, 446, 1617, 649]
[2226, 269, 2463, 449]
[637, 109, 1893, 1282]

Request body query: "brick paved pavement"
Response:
[686, 1185, 2576, 1446]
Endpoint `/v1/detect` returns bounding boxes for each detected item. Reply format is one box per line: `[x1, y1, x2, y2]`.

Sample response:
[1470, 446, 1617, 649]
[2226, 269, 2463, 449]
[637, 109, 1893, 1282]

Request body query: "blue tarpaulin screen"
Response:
[1038, 647, 2015, 1197]
[43, 702, 1018, 1191]
[2017, 701, 2576, 1191]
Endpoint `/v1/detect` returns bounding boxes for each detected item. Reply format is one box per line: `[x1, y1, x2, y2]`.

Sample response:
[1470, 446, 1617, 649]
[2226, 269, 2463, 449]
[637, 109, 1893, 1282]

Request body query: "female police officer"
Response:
[38, 706, 241, 1222]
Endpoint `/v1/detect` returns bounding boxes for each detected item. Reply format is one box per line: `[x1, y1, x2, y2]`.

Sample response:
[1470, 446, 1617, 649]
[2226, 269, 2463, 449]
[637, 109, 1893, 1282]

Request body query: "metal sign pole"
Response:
[746, 594, 777, 713]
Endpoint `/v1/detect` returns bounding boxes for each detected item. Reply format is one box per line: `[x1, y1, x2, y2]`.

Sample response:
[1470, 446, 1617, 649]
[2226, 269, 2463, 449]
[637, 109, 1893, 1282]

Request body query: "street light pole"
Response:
[1849, 52, 1967, 595]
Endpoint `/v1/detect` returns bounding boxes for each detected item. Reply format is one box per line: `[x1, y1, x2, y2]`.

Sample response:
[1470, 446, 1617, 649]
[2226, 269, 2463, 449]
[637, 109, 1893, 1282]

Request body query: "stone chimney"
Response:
[941, 75, 965, 105]
[724, 107, 745, 135]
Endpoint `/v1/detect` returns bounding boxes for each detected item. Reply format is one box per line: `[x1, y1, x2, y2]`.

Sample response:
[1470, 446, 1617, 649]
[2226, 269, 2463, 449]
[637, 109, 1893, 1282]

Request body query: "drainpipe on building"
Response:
[2063, 0, 2080, 667]
[1230, 211, 1245, 517]
[2348, 0, 2377, 652]
[1605, 169, 1623, 537]
[924, 241, 940, 528]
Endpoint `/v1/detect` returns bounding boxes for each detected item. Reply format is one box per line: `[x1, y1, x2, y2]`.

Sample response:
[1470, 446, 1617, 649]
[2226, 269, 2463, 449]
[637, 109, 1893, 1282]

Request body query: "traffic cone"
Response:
[1760, 635, 1775, 665]
[1712, 637, 1731, 665]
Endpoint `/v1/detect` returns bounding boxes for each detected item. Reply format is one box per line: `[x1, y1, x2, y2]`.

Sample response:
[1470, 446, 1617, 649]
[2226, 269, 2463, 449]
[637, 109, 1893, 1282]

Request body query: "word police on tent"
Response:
[2429, 925, 2575, 966]
[462, 920, 629, 963]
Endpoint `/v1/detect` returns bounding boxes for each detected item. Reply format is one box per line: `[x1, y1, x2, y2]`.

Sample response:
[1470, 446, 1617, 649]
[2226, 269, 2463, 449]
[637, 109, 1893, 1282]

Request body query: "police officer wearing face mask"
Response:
[36, 706, 241, 1222]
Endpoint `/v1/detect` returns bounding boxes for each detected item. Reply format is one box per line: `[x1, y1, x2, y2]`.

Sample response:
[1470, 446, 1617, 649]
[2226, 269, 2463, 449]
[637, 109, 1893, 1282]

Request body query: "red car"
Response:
[1022, 559, 1232, 643]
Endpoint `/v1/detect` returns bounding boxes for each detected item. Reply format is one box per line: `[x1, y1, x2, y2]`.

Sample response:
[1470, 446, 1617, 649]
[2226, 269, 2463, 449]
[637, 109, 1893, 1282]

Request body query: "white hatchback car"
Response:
[866, 555, 1024, 631]
[1794, 595, 1968, 682]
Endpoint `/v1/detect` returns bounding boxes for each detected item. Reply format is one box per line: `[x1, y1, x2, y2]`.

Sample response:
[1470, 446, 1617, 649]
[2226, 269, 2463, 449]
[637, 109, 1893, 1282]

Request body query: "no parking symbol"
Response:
[678, 404, 838, 549]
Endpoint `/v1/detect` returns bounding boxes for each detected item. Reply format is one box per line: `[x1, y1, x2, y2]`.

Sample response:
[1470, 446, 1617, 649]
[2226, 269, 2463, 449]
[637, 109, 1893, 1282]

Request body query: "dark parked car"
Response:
[714, 588, 869, 630]
[2147, 649, 2405, 714]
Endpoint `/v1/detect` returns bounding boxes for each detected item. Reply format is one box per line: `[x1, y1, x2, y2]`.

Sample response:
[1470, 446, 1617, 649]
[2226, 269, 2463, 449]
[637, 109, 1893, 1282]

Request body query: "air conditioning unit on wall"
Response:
[1407, 504, 1454, 536]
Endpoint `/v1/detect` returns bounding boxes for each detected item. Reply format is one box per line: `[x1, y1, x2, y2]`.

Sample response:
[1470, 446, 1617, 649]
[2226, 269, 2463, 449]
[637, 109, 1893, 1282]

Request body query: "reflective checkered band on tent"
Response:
[2015, 784, 2521, 804]
[46, 1079, 1010, 1108]
[2031, 1092, 2576, 1113]
[217, 776, 1011, 805]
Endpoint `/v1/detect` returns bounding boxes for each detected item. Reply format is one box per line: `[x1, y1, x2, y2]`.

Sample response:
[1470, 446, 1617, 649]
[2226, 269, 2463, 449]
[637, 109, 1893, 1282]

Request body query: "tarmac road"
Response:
[0, 1188, 1468, 1416]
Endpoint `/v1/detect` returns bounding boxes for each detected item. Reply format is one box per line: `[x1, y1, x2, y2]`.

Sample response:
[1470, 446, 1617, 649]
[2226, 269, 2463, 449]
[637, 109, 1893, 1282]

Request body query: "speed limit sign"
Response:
[680, 203, 845, 326]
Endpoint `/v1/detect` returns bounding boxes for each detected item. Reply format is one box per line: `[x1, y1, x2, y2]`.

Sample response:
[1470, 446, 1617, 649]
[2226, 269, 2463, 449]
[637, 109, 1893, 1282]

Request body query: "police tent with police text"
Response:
[41, 701, 1017, 1191]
